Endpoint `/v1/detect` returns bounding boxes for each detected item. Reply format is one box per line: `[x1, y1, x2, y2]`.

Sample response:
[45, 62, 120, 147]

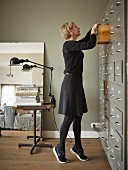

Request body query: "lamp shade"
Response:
[10, 57, 26, 65]
[22, 64, 31, 71]
[10, 57, 21, 65]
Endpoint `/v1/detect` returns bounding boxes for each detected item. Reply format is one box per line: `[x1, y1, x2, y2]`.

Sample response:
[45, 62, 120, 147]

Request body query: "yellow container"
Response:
[97, 24, 110, 44]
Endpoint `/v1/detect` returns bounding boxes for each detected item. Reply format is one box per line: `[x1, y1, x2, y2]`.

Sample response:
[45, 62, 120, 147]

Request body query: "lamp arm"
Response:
[32, 65, 44, 70]
[25, 59, 53, 70]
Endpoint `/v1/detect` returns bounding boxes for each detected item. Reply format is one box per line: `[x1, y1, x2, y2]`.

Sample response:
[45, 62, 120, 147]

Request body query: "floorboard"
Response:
[0, 130, 111, 170]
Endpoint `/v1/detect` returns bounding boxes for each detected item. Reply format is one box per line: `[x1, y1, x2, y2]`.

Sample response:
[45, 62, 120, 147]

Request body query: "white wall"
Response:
[0, 0, 109, 131]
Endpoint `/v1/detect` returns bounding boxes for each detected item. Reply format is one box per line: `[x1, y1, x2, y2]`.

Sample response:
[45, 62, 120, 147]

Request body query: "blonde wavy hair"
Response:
[60, 21, 74, 40]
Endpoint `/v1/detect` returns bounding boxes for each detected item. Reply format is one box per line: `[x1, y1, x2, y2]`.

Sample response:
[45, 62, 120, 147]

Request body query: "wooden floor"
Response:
[0, 130, 111, 170]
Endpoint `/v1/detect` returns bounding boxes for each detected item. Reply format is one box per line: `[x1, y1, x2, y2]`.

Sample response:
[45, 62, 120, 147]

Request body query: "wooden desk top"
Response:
[13, 103, 53, 110]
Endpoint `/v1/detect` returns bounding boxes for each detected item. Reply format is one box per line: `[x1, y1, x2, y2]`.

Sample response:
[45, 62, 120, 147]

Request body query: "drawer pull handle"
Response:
[116, 98, 122, 101]
[105, 146, 109, 150]
[116, 1, 121, 6]
[110, 32, 114, 34]
[110, 11, 114, 14]
[105, 18, 109, 21]
[110, 155, 115, 160]
[115, 122, 120, 126]
[118, 162, 121, 167]
[110, 115, 114, 118]
[115, 145, 120, 150]
[116, 25, 121, 28]
[102, 56, 106, 58]
[110, 94, 115, 97]
[102, 73, 107, 75]
[101, 137, 105, 140]
[104, 127, 107, 130]
[110, 135, 114, 138]
[115, 73, 121, 76]
[116, 50, 122, 52]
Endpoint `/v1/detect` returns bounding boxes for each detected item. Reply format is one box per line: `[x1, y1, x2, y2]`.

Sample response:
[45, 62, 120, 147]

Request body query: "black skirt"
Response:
[58, 74, 88, 116]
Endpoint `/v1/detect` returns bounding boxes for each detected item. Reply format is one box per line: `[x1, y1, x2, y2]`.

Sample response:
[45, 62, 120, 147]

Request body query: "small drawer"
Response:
[110, 22, 116, 42]
[102, 10, 110, 24]
[99, 64, 102, 76]
[107, 62, 115, 82]
[109, 122, 116, 144]
[99, 57, 103, 64]
[115, 85, 123, 109]
[105, 44, 113, 63]
[115, 159, 122, 170]
[99, 80, 104, 89]
[102, 64, 107, 80]
[99, 98, 105, 112]
[100, 134, 106, 149]
[104, 117, 109, 137]
[115, 10, 123, 36]
[115, 107, 123, 135]
[115, 0, 123, 13]
[114, 131, 122, 161]
[104, 139, 110, 154]
[99, 80, 104, 95]
[99, 114, 105, 123]
[108, 142, 116, 170]
[106, 82, 110, 100]
[109, 0, 116, 17]
[109, 83, 115, 103]
[99, 93, 104, 105]
[100, 47, 106, 56]
[102, 55, 108, 64]
[115, 60, 123, 84]
[109, 43, 116, 62]
[115, 35, 124, 61]
[109, 103, 116, 126]
[104, 99, 110, 118]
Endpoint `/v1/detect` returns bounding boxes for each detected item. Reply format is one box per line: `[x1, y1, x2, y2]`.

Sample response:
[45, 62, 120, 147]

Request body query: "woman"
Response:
[53, 21, 98, 163]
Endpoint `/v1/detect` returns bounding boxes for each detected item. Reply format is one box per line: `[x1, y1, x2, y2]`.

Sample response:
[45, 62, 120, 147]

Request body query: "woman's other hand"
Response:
[91, 23, 99, 35]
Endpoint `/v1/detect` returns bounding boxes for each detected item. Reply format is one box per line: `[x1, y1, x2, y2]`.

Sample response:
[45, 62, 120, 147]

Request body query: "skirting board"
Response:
[43, 131, 99, 139]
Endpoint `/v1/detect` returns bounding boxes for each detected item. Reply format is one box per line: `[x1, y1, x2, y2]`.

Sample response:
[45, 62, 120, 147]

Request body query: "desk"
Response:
[16, 103, 53, 154]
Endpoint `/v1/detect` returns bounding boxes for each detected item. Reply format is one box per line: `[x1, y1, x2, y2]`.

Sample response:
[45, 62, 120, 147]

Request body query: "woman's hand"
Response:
[91, 23, 99, 35]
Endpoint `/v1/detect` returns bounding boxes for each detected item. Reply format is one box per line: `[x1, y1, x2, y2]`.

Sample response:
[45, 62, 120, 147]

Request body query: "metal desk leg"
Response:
[18, 110, 52, 154]
[18, 110, 37, 151]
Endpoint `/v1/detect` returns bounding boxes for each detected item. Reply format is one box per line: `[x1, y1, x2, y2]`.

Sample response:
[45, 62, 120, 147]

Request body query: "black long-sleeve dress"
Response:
[58, 30, 96, 116]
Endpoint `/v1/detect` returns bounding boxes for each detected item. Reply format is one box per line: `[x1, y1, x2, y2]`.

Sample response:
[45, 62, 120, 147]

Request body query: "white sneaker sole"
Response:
[53, 147, 68, 164]
[70, 148, 88, 161]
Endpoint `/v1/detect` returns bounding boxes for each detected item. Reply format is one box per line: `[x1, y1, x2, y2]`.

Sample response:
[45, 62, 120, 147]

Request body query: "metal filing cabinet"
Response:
[98, 0, 127, 169]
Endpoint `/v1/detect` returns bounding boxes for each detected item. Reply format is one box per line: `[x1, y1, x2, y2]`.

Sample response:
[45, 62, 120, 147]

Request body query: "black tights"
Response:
[59, 115, 83, 152]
